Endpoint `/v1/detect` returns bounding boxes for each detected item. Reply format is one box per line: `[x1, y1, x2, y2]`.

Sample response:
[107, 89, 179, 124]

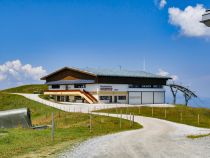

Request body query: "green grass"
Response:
[39, 94, 51, 101]
[1, 84, 48, 94]
[96, 105, 210, 129]
[0, 93, 141, 158]
[187, 133, 210, 139]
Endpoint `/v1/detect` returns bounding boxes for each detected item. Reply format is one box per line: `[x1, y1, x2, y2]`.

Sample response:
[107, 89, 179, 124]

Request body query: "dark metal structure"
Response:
[0, 108, 32, 128]
[201, 9, 210, 27]
[167, 84, 197, 106]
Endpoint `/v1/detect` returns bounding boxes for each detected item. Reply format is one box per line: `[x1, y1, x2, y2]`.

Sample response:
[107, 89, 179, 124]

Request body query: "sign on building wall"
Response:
[100, 86, 113, 91]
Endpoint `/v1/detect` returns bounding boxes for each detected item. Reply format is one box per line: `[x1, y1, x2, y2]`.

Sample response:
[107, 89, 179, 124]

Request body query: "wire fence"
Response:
[108, 106, 210, 128]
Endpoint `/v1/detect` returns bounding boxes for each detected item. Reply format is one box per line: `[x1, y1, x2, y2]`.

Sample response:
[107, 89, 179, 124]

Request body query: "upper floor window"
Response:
[74, 84, 86, 88]
[51, 85, 60, 89]
[129, 84, 163, 88]
[129, 84, 141, 88]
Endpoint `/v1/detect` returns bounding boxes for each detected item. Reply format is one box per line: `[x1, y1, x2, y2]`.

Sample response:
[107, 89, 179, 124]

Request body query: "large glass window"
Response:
[52, 85, 60, 89]
[129, 84, 163, 88]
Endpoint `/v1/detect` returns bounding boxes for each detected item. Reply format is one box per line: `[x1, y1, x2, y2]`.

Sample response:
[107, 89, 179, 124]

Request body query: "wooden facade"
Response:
[41, 67, 96, 82]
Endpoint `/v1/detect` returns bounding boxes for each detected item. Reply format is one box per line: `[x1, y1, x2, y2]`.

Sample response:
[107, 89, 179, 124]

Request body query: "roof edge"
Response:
[40, 67, 96, 80]
[97, 74, 172, 80]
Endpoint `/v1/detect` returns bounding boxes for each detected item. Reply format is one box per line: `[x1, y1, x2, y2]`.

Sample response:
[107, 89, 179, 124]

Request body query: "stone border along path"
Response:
[17, 93, 210, 158]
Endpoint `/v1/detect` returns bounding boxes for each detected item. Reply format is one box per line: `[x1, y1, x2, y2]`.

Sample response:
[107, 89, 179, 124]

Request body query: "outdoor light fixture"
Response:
[201, 9, 210, 27]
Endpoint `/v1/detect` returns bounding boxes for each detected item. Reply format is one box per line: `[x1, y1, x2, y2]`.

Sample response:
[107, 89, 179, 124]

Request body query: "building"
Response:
[41, 67, 171, 105]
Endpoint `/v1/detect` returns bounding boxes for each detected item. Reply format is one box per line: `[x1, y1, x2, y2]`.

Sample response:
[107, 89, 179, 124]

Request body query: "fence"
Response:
[50, 110, 136, 142]
[115, 106, 204, 127]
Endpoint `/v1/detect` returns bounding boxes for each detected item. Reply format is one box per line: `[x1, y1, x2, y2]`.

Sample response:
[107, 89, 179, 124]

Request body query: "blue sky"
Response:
[0, 0, 210, 104]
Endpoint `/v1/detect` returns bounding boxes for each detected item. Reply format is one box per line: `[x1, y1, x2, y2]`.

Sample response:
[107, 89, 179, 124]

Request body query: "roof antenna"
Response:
[143, 58, 146, 71]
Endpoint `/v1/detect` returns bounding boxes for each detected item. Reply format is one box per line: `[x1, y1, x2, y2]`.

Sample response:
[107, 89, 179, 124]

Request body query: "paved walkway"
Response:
[17, 93, 175, 113]
[17, 93, 210, 158]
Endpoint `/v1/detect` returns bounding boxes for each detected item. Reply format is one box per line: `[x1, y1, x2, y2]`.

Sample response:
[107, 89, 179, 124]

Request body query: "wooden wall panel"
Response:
[45, 69, 96, 82]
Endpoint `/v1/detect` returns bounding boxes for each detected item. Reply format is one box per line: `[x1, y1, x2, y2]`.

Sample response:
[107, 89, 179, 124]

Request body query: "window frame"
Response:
[118, 96, 126, 100]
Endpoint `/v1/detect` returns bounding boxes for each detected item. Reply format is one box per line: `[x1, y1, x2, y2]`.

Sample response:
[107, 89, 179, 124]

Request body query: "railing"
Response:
[45, 89, 98, 104]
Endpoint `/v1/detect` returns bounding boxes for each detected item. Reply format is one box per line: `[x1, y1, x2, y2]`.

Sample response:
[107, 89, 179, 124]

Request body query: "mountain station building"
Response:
[41, 67, 171, 105]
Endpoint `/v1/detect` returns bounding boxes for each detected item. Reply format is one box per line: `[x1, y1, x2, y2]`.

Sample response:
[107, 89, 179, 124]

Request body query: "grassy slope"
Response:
[2, 84, 48, 94]
[187, 133, 210, 139]
[0, 93, 141, 158]
[96, 106, 210, 128]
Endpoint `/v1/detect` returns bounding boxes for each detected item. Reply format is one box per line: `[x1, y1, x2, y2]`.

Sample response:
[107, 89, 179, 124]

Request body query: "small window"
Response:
[129, 84, 141, 88]
[118, 96, 126, 100]
[100, 96, 112, 100]
[143, 85, 152, 88]
[153, 85, 163, 88]
[52, 85, 60, 89]
[74, 84, 86, 88]
[75, 96, 82, 100]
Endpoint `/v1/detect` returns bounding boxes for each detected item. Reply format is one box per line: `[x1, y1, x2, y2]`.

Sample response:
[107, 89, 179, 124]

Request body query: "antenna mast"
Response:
[143, 58, 146, 71]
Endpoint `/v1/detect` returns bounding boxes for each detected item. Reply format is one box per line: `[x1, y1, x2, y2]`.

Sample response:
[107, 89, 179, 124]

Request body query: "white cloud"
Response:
[168, 4, 210, 37]
[171, 75, 179, 81]
[158, 69, 169, 76]
[0, 74, 6, 81]
[157, 69, 178, 81]
[159, 0, 167, 9]
[0, 60, 47, 84]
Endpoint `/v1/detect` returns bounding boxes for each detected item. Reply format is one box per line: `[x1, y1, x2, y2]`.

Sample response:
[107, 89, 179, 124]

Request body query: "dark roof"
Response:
[41, 67, 171, 80]
[46, 80, 95, 85]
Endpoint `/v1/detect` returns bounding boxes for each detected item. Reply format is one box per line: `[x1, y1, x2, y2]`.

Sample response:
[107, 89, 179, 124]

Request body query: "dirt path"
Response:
[59, 113, 210, 158]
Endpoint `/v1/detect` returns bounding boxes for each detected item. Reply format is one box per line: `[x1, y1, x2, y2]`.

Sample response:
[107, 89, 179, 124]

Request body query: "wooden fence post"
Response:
[180, 112, 183, 122]
[132, 114, 134, 127]
[89, 114, 92, 132]
[120, 111, 122, 129]
[164, 109, 167, 119]
[130, 113, 132, 127]
[51, 112, 54, 142]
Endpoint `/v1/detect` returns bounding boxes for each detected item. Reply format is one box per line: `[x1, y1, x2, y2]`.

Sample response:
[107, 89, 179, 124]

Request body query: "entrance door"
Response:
[109, 96, 113, 103]
[57, 96, 61, 102]
[114, 96, 117, 103]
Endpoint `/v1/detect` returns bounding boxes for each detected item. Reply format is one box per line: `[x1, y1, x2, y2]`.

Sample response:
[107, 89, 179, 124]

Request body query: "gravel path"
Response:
[17, 94, 210, 158]
[60, 113, 210, 158]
